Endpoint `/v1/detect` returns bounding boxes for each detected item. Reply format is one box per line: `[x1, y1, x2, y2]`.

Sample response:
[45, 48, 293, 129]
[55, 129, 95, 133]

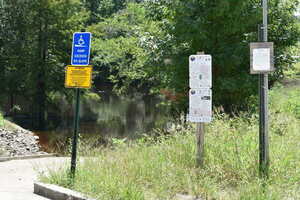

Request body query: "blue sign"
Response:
[71, 32, 91, 65]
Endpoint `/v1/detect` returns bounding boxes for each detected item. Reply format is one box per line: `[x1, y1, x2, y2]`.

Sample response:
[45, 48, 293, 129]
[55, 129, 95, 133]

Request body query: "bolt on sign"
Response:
[65, 65, 92, 89]
[250, 42, 274, 74]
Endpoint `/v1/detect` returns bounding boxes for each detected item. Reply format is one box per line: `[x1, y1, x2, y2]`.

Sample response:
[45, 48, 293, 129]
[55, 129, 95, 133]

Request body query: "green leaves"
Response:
[1, 0, 299, 118]
[90, 3, 165, 95]
[151, 0, 300, 110]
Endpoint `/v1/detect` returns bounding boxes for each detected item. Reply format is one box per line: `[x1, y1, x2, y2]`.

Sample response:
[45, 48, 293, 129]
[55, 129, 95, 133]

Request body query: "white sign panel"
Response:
[188, 88, 212, 123]
[253, 48, 270, 71]
[250, 42, 274, 74]
[189, 55, 212, 88]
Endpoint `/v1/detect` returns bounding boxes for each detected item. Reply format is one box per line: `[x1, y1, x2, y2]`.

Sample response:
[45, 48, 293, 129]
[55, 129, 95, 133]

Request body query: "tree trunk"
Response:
[36, 8, 48, 130]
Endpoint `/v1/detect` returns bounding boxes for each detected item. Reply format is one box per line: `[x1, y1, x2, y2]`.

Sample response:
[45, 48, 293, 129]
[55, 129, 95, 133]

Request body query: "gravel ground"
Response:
[0, 128, 45, 157]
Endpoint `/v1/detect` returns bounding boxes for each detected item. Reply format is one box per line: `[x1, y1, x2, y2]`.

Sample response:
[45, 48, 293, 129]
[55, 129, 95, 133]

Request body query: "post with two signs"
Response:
[187, 52, 212, 167]
[65, 32, 92, 178]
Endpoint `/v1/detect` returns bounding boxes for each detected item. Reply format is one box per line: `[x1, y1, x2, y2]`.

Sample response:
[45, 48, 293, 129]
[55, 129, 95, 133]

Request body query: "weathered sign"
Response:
[188, 88, 212, 123]
[189, 55, 212, 88]
[250, 42, 274, 74]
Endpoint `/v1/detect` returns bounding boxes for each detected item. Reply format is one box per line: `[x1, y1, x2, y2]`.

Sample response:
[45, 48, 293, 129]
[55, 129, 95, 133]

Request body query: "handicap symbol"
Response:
[75, 35, 86, 47]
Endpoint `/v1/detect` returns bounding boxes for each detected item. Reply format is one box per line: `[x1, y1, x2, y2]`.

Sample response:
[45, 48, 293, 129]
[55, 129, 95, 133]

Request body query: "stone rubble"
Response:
[0, 128, 45, 157]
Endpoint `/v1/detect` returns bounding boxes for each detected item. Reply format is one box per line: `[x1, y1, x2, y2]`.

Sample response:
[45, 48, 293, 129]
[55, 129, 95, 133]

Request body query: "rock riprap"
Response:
[0, 128, 44, 157]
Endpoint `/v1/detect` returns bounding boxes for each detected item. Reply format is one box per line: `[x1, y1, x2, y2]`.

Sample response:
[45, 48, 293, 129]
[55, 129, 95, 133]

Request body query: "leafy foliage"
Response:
[90, 3, 166, 95]
[1, 0, 300, 126]
[144, 0, 300, 110]
[89, 0, 300, 112]
[0, 0, 86, 128]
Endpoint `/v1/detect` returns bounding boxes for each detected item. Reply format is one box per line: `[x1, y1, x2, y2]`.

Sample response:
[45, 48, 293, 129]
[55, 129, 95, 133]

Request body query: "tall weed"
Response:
[39, 84, 300, 199]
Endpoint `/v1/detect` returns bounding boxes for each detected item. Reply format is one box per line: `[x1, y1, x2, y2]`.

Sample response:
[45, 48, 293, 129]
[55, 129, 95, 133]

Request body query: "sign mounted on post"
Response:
[188, 88, 212, 123]
[189, 55, 212, 88]
[65, 65, 92, 89]
[188, 52, 212, 167]
[250, 42, 274, 74]
[69, 32, 93, 178]
[188, 54, 212, 123]
[71, 32, 92, 66]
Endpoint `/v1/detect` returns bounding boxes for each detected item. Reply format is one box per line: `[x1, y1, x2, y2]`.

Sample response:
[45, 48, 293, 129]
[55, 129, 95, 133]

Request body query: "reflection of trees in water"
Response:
[76, 93, 169, 138]
[5, 93, 171, 153]
[5, 92, 170, 140]
[125, 101, 139, 132]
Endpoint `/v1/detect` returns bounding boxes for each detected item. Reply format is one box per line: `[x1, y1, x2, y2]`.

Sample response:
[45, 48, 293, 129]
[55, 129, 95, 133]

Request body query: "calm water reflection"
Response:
[32, 93, 171, 153]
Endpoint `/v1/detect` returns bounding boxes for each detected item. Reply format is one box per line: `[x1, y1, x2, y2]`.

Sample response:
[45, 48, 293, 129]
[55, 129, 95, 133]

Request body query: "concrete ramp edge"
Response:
[34, 182, 96, 200]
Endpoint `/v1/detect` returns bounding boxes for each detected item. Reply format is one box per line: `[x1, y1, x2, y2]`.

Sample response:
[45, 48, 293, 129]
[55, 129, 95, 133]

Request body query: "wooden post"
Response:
[196, 123, 205, 166]
[196, 51, 205, 167]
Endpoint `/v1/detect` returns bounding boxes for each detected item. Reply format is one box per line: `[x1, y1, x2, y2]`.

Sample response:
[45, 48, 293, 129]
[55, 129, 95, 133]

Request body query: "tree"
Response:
[143, 0, 300, 111]
[0, 0, 33, 110]
[83, 0, 127, 25]
[90, 2, 165, 95]
[0, 0, 86, 129]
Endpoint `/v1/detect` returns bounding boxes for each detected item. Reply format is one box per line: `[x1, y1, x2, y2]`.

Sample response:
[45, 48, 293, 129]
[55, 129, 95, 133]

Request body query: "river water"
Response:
[9, 92, 171, 153]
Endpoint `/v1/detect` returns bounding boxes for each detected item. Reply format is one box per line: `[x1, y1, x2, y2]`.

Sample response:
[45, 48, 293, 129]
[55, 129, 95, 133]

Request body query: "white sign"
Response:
[250, 42, 274, 74]
[189, 55, 212, 88]
[188, 88, 212, 123]
[253, 48, 270, 71]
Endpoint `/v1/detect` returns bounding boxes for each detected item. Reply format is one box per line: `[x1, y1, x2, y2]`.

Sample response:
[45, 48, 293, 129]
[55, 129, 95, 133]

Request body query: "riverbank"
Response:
[38, 76, 300, 200]
[0, 114, 46, 157]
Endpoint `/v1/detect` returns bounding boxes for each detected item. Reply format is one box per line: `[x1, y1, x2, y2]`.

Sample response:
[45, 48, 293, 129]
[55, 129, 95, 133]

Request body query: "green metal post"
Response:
[70, 88, 80, 177]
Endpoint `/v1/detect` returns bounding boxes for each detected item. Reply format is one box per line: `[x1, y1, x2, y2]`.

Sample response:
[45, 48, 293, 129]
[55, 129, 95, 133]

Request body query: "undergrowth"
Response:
[39, 84, 300, 200]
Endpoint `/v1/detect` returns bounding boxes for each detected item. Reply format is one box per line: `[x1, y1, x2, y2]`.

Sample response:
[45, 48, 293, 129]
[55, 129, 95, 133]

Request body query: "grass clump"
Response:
[39, 84, 300, 200]
[0, 112, 4, 127]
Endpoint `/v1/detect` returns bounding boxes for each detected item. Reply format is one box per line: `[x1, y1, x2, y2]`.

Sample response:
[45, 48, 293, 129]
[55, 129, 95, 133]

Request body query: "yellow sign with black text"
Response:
[65, 65, 92, 89]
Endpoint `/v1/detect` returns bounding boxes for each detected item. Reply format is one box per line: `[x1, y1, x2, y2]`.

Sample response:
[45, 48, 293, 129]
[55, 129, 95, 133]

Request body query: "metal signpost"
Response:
[250, 0, 273, 178]
[188, 54, 212, 166]
[69, 32, 92, 178]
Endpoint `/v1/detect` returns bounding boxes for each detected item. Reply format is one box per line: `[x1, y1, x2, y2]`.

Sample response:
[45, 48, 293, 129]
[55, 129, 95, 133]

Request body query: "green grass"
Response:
[39, 82, 300, 200]
[284, 61, 300, 79]
[0, 112, 4, 127]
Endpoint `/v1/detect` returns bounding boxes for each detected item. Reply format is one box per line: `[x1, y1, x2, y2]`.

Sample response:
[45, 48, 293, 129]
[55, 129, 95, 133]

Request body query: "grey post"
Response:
[259, 0, 270, 178]
[196, 52, 205, 167]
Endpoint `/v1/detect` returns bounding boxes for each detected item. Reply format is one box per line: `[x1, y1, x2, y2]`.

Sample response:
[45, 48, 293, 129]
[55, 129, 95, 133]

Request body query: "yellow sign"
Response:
[65, 65, 92, 88]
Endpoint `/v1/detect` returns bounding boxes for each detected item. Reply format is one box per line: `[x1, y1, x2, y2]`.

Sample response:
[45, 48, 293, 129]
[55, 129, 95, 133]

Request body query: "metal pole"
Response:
[259, 0, 269, 178]
[70, 88, 80, 177]
[262, 0, 268, 42]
